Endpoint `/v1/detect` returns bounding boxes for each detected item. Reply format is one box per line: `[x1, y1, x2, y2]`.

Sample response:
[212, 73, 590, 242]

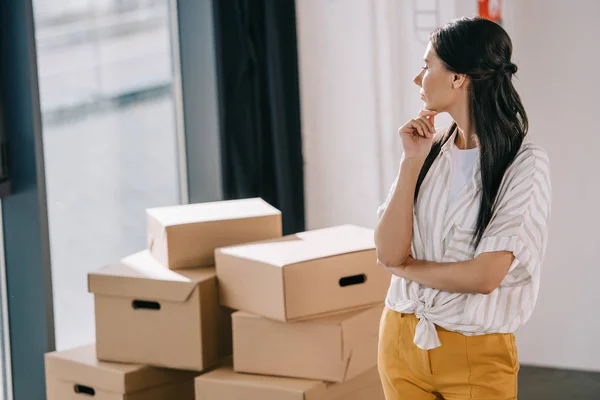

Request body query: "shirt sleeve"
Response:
[474, 147, 552, 286]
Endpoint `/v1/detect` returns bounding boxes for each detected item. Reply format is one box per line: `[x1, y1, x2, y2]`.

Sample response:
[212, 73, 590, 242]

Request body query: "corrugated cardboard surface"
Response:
[195, 366, 328, 400]
[44, 344, 197, 400]
[46, 379, 195, 400]
[218, 225, 376, 267]
[326, 367, 384, 400]
[195, 366, 384, 400]
[89, 251, 232, 371]
[233, 304, 383, 382]
[216, 225, 390, 321]
[147, 198, 282, 269]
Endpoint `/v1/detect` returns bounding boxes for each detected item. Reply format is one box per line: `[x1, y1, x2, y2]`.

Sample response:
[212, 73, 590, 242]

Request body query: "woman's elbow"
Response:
[375, 249, 408, 269]
[477, 284, 496, 295]
[472, 253, 513, 295]
[477, 276, 502, 295]
[374, 227, 410, 268]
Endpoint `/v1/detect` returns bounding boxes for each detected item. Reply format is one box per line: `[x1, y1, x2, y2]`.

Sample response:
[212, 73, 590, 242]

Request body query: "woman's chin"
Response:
[422, 99, 441, 113]
[424, 103, 439, 113]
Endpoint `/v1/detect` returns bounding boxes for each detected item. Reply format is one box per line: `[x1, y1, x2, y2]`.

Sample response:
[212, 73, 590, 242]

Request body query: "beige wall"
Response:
[297, 0, 600, 371]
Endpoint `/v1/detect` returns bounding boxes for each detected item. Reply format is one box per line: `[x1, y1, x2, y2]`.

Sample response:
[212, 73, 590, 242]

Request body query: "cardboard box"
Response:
[233, 304, 383, 382]
[147, 197, 282, 269]
[45, 344, 197, 400]
[195, 365, 384, 400]
[215, 224, 389, 321]
[88, 251, 232, 371]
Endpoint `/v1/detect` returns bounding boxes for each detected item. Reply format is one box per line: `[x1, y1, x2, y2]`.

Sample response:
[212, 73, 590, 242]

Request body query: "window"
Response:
[32, 0, 182, 350]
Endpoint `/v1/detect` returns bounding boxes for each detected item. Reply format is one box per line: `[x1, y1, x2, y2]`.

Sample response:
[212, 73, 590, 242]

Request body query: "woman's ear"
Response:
[452, 73, 468, 89]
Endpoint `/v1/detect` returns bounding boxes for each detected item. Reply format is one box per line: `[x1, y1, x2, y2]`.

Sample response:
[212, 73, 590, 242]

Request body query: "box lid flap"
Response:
[217, 225, 375, 267]
[88, 251, 214, 302]
[197, 366, 327, 396]
[147, 198, 280, 227]
[45, 344, 196, 394]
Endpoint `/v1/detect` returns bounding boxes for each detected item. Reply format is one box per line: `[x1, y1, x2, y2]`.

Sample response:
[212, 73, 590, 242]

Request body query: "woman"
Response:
[375, 17, 551, 400]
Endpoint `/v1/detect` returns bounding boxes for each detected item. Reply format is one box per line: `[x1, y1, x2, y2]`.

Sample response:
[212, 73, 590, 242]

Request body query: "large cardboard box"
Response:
[147, 197, 282, 269]
[88, 251, 232, 371]
[45, 344, 197, 400]
[233, 304, 383, 382]
[215, 224, 389, 321]
[195, 365, 385, 400]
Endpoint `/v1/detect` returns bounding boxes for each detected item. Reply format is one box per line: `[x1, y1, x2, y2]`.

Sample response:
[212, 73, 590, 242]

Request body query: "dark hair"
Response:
[415, 16, 528, 248]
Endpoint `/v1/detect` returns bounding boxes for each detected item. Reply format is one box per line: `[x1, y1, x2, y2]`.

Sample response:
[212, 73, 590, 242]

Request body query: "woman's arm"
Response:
[374, 158, 424, 268]
[385, 147, 552, 295]
[375, 110, 437, 268]
[383, 252, 514, 294]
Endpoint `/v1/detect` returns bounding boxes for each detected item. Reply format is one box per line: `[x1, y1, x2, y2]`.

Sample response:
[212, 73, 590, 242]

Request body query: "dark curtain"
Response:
[213, 0, 305, 235]
[0, 81, 11, 197]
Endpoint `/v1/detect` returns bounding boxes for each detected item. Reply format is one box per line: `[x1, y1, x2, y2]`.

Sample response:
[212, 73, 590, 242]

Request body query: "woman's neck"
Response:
[449, 103, 478, 150]
[455, 125, 479, 150]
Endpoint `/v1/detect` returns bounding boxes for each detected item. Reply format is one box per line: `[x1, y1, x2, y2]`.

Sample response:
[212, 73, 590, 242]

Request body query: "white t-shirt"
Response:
[448, 144, 479, 202]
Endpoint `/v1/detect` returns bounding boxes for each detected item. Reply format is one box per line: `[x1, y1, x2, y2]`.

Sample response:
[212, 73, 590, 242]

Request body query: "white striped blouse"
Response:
[377, 129, 552, 350]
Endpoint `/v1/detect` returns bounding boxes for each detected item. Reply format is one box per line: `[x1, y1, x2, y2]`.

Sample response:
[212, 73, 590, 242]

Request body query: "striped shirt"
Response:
[377, 129, 552, 350]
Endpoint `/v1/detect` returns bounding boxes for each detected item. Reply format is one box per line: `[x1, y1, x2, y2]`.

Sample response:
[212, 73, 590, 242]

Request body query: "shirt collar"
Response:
[440, 126, 482, 188]
[440, 126, 458, 153]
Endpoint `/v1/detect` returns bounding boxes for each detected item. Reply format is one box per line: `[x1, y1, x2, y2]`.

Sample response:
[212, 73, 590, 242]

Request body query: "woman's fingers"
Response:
[400, 109, 438, 138]
[427, 113, 435, 127]
[415, 110, 437, 137]
[418, 109, 437, 118]
[407, 120, 422, 137]
[418, 110, 437, 130]
[418, 116, 435, 135]
[412, 118, 431, 138]
[415, 120, 428, 137]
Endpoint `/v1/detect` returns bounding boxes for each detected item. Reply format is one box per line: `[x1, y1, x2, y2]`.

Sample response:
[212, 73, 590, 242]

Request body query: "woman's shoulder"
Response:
[510, 139, 550, 174]
[501, 139, 551, 190]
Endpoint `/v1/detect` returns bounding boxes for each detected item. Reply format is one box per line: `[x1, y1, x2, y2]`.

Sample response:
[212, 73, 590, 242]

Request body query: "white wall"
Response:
[295, 0, 382, 230]
[296, 0, 455, 230]
[297, 0, 600, 372]
[501, 0, 600, 372]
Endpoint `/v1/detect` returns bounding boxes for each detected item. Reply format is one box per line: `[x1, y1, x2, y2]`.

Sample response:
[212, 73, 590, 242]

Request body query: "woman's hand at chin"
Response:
[398, 109, 438, 160]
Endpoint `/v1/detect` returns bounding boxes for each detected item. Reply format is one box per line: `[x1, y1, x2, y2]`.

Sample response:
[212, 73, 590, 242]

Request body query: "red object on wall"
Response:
[478, 0, 502, 23]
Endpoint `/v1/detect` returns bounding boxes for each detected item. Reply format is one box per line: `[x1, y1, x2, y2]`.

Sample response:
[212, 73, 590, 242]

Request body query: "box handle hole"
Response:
[132, 300, 161, 310]
[74, 384, 95, 396]
[339, 274, 366, 287]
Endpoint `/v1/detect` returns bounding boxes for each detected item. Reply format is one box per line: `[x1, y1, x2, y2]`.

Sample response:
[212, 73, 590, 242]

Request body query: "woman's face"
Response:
[413, 42, 459, 112]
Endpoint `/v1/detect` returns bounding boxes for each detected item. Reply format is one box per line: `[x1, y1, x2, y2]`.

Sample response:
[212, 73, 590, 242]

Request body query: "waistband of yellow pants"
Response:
[396, 311, 452, 333]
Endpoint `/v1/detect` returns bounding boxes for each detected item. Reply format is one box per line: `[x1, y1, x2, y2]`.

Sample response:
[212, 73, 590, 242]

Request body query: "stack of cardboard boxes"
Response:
[44, 198, 390, 399]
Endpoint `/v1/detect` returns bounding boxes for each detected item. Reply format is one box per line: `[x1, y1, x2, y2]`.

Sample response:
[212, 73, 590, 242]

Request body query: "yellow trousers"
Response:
[378, 307, 519, 400]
